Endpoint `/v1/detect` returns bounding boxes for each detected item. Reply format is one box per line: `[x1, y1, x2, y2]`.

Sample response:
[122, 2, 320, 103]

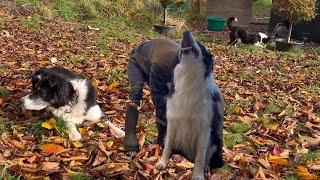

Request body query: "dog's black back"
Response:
[227, 17, 270, 46]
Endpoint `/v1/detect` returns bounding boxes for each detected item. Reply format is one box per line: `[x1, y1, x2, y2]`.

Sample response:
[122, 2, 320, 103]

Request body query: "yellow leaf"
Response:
[0, 98, 4, 105]
[12, 127, 19, 137]
[235, 93, 241, 100]
[297, 172, 318, 180]
[17, 161, 24, 166]
[296, 166, 309, 173]
[72, 141, 83, 148]
[41, 118, 56, 130]
[278, 110, 286, 117]
[268, 156, 288, 165]
[40, 143, 65, 154]
[79, 128, 89, 137]
[106, 140, 113, 148]
[97, 122, 105, 128]
[265, 124, 278, 131]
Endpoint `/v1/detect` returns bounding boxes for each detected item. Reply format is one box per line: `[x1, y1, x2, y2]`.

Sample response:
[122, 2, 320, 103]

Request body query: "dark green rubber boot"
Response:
[124, 104, 139, 151]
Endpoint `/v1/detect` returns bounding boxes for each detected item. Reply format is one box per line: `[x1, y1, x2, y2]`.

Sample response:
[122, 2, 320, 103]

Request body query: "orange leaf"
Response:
[297, 172, 318, 180]
[40, 143, 65, 154]
[268, 156, 288, 165]
[296, 166, 309, 173]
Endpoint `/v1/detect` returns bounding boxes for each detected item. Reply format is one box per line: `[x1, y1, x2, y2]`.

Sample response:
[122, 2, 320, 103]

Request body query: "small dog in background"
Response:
[21, 67, 124, 141]
[227, 17, 271, 47]
[155, 31, 224, 180]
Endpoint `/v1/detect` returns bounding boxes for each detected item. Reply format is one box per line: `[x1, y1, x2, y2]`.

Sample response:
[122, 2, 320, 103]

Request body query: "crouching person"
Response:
[124, 39, 180, 151]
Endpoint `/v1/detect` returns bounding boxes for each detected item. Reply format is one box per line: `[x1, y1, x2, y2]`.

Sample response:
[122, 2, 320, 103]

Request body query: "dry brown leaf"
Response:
[138, 133, 145, 149]
[176, 161, 194, 169]
[98, 139, 112, 156]
[91, 162, 129, 175]
[27, 156, 37, 164]
[41, 162, 60, 171]
[62, 156, 87, 161]
[10, 140, 26, 150]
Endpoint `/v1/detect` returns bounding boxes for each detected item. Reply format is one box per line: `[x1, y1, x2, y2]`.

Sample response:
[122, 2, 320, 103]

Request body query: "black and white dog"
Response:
[21, 67, 124, 141]
[155, 31, 224, 180]
[227, 17, 271, 47]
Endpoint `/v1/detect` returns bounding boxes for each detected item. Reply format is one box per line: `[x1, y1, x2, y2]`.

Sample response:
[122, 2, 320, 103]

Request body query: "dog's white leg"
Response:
[155, 122, 175, 170]
[192, 127, 210, 180]
[67, 121, 81, 141]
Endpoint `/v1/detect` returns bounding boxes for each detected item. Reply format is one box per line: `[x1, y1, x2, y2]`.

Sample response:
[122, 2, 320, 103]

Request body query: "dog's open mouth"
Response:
[180, 31, 199, 58]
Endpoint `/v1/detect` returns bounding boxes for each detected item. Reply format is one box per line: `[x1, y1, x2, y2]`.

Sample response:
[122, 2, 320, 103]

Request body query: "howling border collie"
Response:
[155, 31, 224, 180]
[227, 17, 271, 47]
[21, 67, 124, 141]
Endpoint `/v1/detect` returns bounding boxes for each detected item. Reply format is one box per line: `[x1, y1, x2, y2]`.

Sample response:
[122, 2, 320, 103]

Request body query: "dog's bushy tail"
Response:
[227, 17, 237, 30]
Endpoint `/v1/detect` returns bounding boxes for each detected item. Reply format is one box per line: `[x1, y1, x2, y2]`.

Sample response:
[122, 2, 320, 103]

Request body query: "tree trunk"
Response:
[287, 21, 293, 43]
[163, 7, 167, 26]
[196, 0, 201, 15]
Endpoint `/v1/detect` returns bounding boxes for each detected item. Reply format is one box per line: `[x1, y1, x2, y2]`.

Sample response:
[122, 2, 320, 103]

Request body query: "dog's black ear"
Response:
[31, 68, 48, 88]
[262, 37, 272, 44]
[196, 40, 214, 77]
[48, 77, 58, 88]
[51, 79, 76, 107]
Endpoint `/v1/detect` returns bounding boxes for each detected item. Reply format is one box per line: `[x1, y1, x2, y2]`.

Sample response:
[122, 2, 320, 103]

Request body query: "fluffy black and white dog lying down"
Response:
[227, 17, 271, 47]
[155, 31, 224, 180]
[21, 67, 125, 141]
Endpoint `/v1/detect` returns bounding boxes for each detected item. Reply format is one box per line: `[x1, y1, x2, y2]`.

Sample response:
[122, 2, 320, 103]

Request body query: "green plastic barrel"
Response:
[207, 16, 226, 31]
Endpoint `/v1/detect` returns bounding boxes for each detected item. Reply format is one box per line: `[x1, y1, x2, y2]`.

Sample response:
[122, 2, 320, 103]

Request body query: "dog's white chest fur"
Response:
[49, 79, 102, 124]
[166, 59, 216, 160]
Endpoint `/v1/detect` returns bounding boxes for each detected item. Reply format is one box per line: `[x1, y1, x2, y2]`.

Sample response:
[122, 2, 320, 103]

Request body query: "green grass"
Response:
[19, 15, 41, 29]
[69, 173, 92, 180]
[0, 86, 9, 98]
[252, 0, 272, 15]
[51, 0, 78, 20]
[106, 69, 127, 84]
[285, 174, 299, 180]
[240, 69, 254, 83]
[139, 111, 157, 144]
[230, 123, 251, 133]
[25, 117, 68, 137]
[0, 122, 12, 132]
[66, 54, 87, 64]
[224, 133, 246, 149]
[301, 150, 320, 163]
[225, 103, 237, 115]
[282, 47, 304, 58]
[264, 103, 282, 114]
[0, 165, 21, 180]
[15, 0, 156, 42]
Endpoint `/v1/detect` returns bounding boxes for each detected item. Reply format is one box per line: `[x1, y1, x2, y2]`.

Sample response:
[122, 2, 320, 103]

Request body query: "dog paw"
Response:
[191, 173, 205, 180]
[69, 131, 81, 141]
[155, 161, 167, 170]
